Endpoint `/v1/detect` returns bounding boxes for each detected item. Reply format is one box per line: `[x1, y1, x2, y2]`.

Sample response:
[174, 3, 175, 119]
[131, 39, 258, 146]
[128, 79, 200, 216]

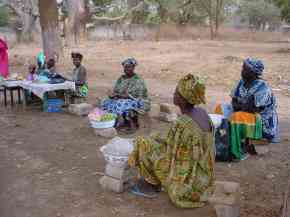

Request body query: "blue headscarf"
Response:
[122, 58, 138, 67]
[244, 58, 264, 76]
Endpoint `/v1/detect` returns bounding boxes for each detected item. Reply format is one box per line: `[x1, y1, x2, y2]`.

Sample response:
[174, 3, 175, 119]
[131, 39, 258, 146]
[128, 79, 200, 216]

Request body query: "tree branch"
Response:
[91, 1, 145, 24]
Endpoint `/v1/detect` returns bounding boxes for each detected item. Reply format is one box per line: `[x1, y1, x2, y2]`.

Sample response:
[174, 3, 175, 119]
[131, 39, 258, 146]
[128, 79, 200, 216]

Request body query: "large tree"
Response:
[239, 0, 281, 30]
[39, 0, 62, 60]
[0, 0, 39, 42]
[61, 0, 90, 44]
[273, 0, 290, 22]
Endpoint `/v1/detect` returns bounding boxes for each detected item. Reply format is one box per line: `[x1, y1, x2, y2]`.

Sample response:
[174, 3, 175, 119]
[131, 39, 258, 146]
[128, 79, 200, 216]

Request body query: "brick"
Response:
[214, 204, 239, 217]
[99, 175, 124, 193]
[68, 103, 93, 116]
[94, 128, 118, 138]
[209, 181, 240, 206]
[255, 146, 269, 155]
[159, 112, 177, 123]
[160, 103, 176, 114]
[105, 164, 131, 180]
[148, 103, 160, 118]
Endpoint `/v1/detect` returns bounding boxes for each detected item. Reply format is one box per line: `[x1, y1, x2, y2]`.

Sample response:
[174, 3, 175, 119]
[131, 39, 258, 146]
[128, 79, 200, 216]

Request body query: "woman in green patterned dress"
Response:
[128, 74, 215, 208]
[102, 58, 150, 132]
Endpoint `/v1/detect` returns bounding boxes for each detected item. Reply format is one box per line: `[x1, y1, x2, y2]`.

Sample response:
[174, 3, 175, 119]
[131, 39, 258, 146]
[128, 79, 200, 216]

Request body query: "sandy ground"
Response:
[1, 39, 290, 217]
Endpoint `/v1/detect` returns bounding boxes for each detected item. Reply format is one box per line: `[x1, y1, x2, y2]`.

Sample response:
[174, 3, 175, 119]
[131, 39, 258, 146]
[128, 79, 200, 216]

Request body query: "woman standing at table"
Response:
[0, 38, 9, 78]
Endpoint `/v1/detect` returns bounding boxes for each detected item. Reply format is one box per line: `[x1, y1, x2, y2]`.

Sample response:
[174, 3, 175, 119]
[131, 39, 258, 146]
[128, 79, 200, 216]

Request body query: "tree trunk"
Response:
[209, 16, 215, 40]
[2, 0, 39, 42]
[214, 0, 224, 37]
[39, 0, 62, 60]
[65, 0, 89, 45]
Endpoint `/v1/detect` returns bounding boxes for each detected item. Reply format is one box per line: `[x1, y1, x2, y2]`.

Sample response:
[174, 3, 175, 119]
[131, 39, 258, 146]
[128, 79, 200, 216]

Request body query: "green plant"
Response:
[0, 6, 9, 27]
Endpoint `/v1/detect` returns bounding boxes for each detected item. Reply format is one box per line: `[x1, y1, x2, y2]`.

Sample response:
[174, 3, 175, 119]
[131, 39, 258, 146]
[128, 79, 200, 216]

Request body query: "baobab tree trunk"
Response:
[1, 0, 39, 42]
[65, 0, 89, 44]
[39, 0, 62, 60]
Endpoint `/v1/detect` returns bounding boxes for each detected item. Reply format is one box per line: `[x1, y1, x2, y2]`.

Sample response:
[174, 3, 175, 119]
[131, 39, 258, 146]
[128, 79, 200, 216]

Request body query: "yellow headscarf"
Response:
[177, 74, 206, 105]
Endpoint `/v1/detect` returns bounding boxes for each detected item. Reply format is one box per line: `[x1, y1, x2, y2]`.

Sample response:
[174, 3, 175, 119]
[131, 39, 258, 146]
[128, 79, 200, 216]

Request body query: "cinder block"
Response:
[105, 164, 131, 180]
[160, 103, 176, 114]
[209, 181, 240, 206]
[68, 103, 93, 116]
[99, 175, 124, 193]
[209, 181, 240, 217]
[255, 146, 269, 155]
[94, 128, 118, 138]
[214, 204, 239, 217]
[148, 103, 160, 118]
[159, 112, 177, 123]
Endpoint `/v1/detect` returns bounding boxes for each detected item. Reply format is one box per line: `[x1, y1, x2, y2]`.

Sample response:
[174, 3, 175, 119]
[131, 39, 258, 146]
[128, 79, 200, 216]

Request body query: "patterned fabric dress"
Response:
[102, 74, 150, 116]
[72, 65, 88, 97]
[229, 112, 262, 159]
[231, 79, 279, 141]
[128, 115, 215, 208]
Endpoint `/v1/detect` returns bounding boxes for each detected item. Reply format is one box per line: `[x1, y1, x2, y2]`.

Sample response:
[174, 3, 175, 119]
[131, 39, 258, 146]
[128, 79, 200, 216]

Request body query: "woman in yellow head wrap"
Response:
[129, 74, 215, 208]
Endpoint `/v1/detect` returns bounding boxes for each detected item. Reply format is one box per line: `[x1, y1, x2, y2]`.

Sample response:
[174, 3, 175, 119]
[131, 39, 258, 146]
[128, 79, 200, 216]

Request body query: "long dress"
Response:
[231, 79, 279, 140]
[128, 115, 215, 208]
[0, 39, 8, 78]
[102, 74, 150, 117]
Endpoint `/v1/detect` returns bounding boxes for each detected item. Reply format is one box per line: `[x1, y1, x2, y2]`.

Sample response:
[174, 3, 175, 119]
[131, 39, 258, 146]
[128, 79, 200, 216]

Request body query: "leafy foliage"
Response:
[273, 0, 290, 22]
[0, 6, 9, 27]
[239, 0, 281, 30]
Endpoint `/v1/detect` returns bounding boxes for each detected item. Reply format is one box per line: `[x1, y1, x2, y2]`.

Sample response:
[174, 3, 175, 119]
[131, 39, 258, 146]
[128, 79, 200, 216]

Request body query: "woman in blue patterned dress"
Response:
[231, 58, 279, 143]
[102, 58, 150, 132]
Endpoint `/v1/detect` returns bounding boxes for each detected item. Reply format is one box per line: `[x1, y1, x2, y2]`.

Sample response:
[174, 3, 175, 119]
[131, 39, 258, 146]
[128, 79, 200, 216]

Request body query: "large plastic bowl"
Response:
[90, 119, 116, 129]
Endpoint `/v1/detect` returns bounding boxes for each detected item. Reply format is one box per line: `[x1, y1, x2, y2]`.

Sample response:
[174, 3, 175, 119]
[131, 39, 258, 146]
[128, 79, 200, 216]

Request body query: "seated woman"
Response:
[102, 58, 150, 132]
[70, 52, 88, 98]
[216, 58, 279, 160]
[128, 74, 215, 208]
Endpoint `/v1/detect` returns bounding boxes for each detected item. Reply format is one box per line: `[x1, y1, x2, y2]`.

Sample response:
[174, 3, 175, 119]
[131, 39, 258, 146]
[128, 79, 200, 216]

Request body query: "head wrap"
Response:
[244, 58, 264, 76]
[122, 58, 138, 67]
[177, 74, 206, 105]
[71, 52, 83, 60]
[37, 52, 46, 68]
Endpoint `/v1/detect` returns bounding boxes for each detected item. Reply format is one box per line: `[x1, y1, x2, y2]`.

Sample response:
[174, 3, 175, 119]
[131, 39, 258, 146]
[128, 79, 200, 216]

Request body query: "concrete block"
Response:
[214, 204, 239, 217]
[160, 103, 176, 114]
[99, 175, 124, 193]
[148, 103, 160, 118]
[68, 103, 93, 116]
[209, 181, 241, 206]
[255, 146, 269, 155]
[94, 128, 118, 138]
[105, 164, 131, 180]
[159, 112, 177, 123]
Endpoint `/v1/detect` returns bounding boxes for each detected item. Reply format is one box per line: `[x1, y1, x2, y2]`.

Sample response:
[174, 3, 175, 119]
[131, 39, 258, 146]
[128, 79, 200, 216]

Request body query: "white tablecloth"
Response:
[20, 81, 75, 99]
[1, 80, 24, 88]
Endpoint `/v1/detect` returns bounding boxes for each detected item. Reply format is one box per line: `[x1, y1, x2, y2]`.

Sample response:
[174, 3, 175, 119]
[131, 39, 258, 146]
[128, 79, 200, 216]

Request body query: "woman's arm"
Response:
[241, 95, 263, 113]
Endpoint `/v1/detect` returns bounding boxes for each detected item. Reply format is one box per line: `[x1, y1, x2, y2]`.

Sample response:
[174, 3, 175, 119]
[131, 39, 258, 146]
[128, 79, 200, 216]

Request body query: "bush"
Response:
[145, 13, 161, 24]
[0, 6, 9, 27]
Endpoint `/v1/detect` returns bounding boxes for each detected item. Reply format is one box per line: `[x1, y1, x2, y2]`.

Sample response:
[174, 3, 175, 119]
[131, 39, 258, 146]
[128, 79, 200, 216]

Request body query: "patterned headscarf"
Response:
[177, 74, 206, 105]
[122, 58, 138, 67]
[244, 58, 264, 76]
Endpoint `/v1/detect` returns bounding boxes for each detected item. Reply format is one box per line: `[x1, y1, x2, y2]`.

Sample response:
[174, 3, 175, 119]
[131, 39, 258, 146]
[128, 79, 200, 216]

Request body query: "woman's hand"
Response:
[232, 97, 242, 112]
[108, 90, 118, 99]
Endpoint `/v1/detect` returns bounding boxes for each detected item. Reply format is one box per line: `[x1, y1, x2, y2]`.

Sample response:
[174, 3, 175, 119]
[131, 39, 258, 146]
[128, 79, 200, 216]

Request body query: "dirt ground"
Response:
[1, 39, 290, 217]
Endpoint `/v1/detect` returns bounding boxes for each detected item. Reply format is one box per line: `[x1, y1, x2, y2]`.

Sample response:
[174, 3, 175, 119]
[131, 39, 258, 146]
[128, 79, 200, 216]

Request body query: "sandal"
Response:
[130, 179, 160, 198]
